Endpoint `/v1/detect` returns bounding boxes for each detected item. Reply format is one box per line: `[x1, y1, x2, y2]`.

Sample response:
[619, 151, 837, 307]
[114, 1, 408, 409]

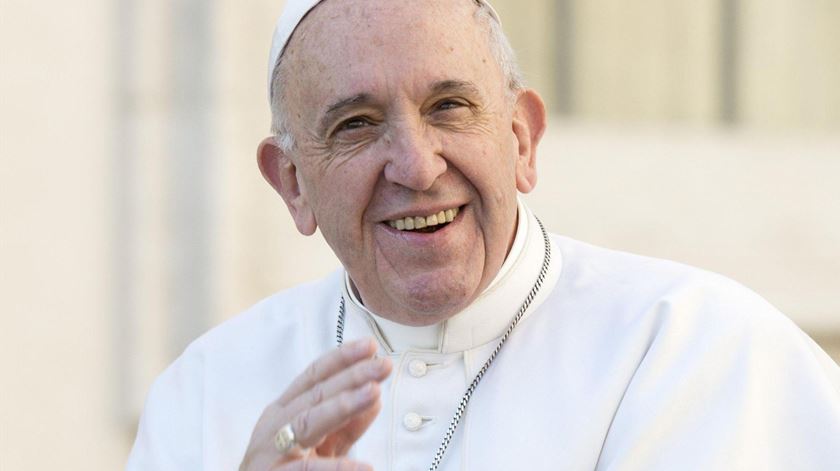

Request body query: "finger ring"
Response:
[274, 423, 297, 454]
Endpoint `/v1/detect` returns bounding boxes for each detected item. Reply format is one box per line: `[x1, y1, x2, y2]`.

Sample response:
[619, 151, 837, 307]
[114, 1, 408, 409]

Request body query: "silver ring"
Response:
[273, 423, 297, 454]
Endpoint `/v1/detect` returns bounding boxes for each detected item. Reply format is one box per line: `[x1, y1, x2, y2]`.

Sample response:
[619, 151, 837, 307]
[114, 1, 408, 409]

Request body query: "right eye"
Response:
[336, 116, 371, 133]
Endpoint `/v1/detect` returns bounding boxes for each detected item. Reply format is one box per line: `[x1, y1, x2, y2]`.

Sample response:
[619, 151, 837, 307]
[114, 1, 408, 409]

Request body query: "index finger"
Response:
[278, 338, 378, 404]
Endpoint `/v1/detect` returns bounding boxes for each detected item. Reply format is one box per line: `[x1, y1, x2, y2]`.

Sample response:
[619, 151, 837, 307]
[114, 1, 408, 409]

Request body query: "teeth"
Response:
[387, 207, 459, 232]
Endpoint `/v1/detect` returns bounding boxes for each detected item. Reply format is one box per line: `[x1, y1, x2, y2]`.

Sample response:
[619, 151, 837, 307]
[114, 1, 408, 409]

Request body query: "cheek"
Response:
[309, 160, 381, 237]
[463, 143, 519, 204]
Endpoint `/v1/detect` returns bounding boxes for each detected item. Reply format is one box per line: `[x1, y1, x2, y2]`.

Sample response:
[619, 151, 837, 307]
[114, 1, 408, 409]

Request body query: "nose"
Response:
[383, 121, 447, 192]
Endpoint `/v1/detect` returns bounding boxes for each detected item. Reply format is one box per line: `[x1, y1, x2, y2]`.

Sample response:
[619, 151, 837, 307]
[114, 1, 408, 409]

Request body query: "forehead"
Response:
[281, 0, 503, 109]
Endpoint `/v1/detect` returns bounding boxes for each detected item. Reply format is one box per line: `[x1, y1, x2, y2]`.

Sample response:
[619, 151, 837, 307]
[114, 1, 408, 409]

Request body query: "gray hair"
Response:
[269, 2, 524, 152]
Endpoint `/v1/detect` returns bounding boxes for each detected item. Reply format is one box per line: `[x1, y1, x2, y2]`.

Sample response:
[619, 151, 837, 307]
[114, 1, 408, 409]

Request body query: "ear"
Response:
[511, 89, 547, 193]
[257, 136, 317, 235]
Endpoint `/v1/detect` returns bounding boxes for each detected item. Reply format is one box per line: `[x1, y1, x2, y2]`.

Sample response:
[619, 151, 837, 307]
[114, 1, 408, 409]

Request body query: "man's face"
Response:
[266, 0, 543, 325]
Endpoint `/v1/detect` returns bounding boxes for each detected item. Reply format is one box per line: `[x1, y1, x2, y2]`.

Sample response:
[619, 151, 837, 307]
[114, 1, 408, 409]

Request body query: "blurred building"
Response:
[1, 0, 838, 469]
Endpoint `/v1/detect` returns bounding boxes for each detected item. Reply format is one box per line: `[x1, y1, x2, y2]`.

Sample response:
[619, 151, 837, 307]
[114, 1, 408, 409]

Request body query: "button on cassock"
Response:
[402, 412, 423, 431]
[408, 359, 428, 377]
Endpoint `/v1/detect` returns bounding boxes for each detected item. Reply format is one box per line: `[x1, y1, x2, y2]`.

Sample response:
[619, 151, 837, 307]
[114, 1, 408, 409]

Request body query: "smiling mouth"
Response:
[385, 207, 460, 233]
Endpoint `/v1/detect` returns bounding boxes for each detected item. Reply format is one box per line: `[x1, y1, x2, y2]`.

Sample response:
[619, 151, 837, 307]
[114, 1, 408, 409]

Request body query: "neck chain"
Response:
[336, 217, 552, 471]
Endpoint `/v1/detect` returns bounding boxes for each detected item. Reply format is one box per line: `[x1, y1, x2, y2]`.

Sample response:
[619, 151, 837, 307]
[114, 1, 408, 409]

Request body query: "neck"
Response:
[342, 199, 561, 353]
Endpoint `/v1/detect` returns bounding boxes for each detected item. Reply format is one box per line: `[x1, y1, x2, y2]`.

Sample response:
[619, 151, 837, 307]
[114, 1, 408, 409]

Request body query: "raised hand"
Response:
[240, 338, 392, 471]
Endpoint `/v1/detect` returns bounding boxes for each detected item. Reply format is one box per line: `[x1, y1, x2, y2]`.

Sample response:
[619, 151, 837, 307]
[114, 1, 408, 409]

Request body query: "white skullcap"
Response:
[267, 0, 501, 97]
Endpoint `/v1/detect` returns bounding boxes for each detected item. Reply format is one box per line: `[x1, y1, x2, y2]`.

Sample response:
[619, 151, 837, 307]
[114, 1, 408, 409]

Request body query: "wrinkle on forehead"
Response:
[282, 0, 489, 84]
[280, 0, 503, 146]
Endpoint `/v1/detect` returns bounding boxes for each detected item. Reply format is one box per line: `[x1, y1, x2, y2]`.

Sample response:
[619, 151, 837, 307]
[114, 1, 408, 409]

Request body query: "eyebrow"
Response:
[429, 79, 482, 99]
[319, 93, 375, 137]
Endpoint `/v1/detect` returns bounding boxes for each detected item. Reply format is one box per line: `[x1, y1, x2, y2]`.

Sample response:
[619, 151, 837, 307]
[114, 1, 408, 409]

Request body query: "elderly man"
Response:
[127, 0, 840, 470]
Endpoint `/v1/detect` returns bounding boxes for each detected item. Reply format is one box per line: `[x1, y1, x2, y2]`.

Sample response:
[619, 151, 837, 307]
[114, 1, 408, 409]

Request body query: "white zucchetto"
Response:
[266, 0, 501, 95]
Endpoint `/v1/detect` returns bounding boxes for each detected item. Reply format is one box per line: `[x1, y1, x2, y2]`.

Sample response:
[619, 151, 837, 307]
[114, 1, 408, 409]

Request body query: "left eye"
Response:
[337, 117, 370, 132]
[436, 100, 465, 111]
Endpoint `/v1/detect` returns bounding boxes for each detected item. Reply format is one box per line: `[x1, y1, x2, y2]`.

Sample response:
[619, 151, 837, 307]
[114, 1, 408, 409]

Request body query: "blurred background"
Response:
[1, 0, 838, 469]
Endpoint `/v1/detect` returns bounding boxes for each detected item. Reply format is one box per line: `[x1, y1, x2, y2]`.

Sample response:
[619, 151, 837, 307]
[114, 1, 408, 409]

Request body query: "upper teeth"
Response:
[387, 207, 459, 231]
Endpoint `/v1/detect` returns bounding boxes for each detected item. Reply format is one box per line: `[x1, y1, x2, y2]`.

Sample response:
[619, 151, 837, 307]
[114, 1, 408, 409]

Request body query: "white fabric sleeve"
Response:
[125, 344, 205, 470]
[596, 278, 840, 470]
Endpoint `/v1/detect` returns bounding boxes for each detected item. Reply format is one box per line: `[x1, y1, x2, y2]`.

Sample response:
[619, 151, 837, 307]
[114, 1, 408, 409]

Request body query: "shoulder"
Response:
[555, 237, 840, 468]
[550, 234, 786, 327]
[542, 238, 840, 469]
[551, 233, 728, 293]
[546, 234, 840, 373]
[190, 268, 344, 357]
[167, 268, 345, 396]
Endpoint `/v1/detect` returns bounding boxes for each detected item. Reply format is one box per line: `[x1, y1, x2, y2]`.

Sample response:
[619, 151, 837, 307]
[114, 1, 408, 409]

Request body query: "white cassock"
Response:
[126, 201, 840, 470]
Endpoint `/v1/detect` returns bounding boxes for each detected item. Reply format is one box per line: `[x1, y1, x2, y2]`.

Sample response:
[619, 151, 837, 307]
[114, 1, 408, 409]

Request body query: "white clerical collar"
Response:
[342, 198, 561, 354]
